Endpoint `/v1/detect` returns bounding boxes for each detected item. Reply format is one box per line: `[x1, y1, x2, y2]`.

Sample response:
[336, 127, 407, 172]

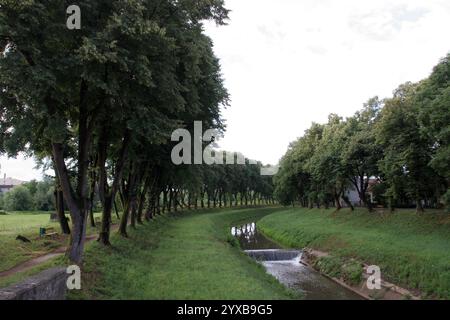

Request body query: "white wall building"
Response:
[0, 174, 25, 193]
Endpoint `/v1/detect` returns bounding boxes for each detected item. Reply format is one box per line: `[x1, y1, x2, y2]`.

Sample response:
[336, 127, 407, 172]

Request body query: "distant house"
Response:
[0, 174, 26, 194]
[343, 177, 379, 207]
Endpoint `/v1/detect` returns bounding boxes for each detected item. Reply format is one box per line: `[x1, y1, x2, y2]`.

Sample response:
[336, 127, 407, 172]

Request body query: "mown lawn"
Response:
[0, 211, 63, 272]
[258, 208, 450, 299]
[0, 211, 115, 272]
[72, 207, 295, 300]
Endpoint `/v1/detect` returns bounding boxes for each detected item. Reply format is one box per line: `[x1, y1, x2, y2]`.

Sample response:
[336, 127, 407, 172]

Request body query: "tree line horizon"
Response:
[274, 53, 449, 213]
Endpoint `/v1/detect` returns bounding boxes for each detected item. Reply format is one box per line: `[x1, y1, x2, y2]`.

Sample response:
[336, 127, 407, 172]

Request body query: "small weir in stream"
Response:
[231, 223, 363, 300]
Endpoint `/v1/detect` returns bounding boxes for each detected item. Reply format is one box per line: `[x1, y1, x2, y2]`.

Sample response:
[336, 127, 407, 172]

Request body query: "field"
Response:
[258, 208, 450, 299]
[0, 211, 115, 273]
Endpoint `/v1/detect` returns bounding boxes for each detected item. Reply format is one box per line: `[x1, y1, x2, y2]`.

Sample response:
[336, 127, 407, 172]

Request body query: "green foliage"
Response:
[274, 54, 450, 212]
[3, 186, 34, 211]
[314, 255, 362, 285]
[33, 179, 55, 211]
[0, 180, 55, 211]
[0, 0, 235, 260]
[314, 256, 344, 279]
[341, 260, 364, 285]
[377, 82, 441, 211]
[417, 54, 450, 179]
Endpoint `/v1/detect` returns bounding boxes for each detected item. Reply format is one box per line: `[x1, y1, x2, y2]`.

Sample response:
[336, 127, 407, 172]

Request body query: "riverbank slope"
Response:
[258, 208, 450, 299]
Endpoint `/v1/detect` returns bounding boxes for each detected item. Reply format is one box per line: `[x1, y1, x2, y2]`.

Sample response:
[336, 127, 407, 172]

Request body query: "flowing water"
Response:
[231, 223, 363, 300]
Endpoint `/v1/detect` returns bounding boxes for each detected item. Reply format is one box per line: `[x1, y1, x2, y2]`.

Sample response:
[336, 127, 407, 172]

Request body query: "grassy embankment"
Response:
[258, 208, 450, 299]
[71, 207, 295, 300]
[0, 211, 116, 274]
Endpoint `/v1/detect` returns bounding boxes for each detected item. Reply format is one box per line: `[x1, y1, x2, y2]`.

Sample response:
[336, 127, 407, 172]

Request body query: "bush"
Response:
[3, 186, 34, 211]
[314, 255, 363, 285]
[0, 210, 7, 215]
[33, 181, 55, 211]
[226, 235, 239, 248]
[314, 256, 344, 278]
[342, 260, 363, 285]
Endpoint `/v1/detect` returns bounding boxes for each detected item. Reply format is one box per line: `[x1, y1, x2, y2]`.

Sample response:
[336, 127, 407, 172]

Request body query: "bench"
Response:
[39, 227, 59, 239]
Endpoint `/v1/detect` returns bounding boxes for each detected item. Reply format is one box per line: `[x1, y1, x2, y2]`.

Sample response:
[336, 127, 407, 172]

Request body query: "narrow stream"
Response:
[231, 223, 363, 300]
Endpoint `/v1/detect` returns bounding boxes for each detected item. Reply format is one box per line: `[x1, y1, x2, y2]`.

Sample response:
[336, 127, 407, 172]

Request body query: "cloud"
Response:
[306, 45, 328, 55]
[257, 24, 286, 44]
[349, 4, 429, 41]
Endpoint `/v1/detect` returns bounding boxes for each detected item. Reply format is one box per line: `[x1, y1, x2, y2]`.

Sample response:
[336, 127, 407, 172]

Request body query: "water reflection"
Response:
[231, 223, 281, 250]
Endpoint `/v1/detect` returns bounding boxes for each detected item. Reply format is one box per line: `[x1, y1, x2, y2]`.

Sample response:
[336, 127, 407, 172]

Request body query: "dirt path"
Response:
[0, 219, 134, 280]
[0, 232, 105, 278]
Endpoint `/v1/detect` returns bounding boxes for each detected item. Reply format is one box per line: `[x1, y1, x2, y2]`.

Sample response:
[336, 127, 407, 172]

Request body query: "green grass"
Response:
[71, 207, 296, 300]
[0, 211, 115, 273]
[258, 207, 450, 299]
[0, 211, 62, 272]
[0, 256, 66, 288]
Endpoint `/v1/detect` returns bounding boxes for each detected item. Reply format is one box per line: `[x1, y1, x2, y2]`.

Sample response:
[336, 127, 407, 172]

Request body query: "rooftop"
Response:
[0, 176, 25, 187]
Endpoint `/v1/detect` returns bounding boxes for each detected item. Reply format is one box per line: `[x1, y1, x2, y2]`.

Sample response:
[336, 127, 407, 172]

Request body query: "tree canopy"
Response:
[274, 53, 450, 213]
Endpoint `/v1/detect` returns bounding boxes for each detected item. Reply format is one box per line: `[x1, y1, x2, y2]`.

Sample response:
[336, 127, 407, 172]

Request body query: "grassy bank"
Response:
[72, 207, 295, 300]
[258, 208, 450, 299]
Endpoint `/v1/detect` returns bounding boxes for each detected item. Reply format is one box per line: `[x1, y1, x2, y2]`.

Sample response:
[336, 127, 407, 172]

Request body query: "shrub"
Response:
[226, 235, 239, 248]
[314, 255, 363, 285]
[314, 256, 344, 278]
[341, 260, 363, 285]
[3, 186, 34, 211]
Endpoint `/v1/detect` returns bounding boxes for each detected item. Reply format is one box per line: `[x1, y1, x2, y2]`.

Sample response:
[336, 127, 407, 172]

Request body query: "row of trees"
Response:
[274, 54, 450, 213]
[0, 0, 241, 263]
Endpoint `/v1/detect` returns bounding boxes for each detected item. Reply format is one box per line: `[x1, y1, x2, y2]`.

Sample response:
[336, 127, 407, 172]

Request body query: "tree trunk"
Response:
[119, 198, 131, 237]
[114, 200, 120, 219]
[342, 195, 354, 211]
[388, 196, 395, 213]
[98, 129, 129, 245]
[130, 199, 137, 229]
[52, 142, 88, 264]
[137, 172, 153, 224]
[88, 158, 97, 228]
[55, 188, 70, 234]
[119, 162, 139, 236]
[416, 197, 424, 214]
[201, 190, 205, 208]
[162, 190, 167, 213]
[334, 191, 342, 211]
[99, 196, 113, 245]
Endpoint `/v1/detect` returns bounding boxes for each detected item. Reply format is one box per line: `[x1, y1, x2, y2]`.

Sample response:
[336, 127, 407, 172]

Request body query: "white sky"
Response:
[1, 0, 450, 181]
[205, 0, 450, 164]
